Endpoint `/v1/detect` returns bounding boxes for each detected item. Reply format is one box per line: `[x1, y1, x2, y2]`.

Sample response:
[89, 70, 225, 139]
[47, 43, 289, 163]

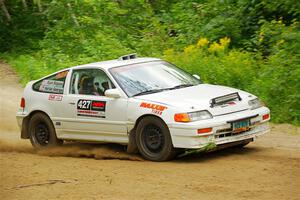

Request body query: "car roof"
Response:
[70, 57, 162, 71]
[33, 57, 162, 82]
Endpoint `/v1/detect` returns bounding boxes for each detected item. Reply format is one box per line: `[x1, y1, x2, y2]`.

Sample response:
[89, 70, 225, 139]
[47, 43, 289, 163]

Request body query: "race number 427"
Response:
[77, 99, 91, 110]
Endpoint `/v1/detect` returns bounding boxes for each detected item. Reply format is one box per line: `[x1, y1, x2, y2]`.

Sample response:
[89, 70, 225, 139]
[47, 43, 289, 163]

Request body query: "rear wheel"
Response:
[28, 113, 63, 148]
[136, 116, 176, 161]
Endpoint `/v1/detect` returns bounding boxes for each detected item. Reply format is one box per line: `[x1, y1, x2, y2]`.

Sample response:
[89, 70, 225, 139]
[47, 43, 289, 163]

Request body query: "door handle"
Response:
[69, 102, 75, 105]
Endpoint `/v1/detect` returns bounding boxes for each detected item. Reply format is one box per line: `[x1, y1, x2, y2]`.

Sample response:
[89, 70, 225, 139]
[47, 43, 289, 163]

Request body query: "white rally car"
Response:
[16, 54, 270, 161]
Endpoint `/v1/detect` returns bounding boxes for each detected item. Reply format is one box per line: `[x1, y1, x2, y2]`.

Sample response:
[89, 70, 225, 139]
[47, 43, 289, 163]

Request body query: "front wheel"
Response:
[136, 116, 176, 161]
[28, 113, 63, 148]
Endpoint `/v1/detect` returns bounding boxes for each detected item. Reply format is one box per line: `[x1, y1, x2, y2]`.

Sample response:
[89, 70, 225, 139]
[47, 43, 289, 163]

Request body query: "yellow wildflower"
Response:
[184, 45, 196, 54]
[259, 32, 264, 43]
[219, 37, 231, 47]
[208, 42, 224, 53]
[196, 38, 209, 48]
[259, 31, 264, 37]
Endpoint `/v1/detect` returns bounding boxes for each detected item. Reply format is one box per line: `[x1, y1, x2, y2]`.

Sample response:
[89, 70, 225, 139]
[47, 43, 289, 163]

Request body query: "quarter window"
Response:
[33, 70, 68, 94]
[70, 69, 115, 96]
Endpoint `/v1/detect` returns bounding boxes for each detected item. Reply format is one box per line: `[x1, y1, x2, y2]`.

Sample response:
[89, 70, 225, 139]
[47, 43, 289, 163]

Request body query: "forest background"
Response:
[0, 0, 299, 125]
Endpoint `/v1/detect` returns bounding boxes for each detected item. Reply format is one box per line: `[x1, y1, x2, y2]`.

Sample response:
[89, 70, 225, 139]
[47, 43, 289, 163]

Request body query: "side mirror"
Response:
[193, 74, 201, 80]
[105, 89, 121, 98]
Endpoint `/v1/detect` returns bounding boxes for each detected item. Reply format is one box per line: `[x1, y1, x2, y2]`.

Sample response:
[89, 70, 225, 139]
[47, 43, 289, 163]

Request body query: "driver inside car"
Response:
[94, 82, 104, 96]
[79, 75, 103, 96]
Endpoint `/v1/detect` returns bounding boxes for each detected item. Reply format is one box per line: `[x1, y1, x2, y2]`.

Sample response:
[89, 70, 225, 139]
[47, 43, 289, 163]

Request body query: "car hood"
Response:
[133, 84, 254, 116]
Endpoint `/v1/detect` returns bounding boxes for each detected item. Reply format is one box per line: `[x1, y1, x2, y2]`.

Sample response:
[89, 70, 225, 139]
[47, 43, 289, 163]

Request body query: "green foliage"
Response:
[250, 20, 300, 124]
[0, 0, 299, 125]
[163, 24, 300, 125]
[0, 53, 51, 84]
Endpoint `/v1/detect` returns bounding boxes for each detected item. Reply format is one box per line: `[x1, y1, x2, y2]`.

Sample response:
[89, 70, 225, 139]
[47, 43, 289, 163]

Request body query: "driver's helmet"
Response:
[93, 76, 104, 95]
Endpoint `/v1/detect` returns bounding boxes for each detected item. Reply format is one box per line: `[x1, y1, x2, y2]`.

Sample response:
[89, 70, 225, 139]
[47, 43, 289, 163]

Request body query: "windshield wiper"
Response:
[132, 88, 167, 97]
[169, 84, 194, 90]
[132, 84, 194, 97]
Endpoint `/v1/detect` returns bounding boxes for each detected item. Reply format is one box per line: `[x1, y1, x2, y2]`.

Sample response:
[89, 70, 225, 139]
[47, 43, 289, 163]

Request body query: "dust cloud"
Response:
[0, 140, 143, 161]
[0, 62, 143, 161]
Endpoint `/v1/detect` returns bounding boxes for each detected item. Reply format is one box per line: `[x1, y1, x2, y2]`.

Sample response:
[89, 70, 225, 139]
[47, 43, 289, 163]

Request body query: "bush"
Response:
[0, 0, 299, 125]
[163, 35, 299, 125]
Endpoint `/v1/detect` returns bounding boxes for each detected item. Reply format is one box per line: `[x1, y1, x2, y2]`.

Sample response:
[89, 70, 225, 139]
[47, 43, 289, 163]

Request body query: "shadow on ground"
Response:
[174, 146, 263, 163]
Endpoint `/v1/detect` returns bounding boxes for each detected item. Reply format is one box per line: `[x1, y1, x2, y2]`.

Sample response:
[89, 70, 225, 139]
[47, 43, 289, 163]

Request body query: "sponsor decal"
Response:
[91, 101, 106, 111]
[77, 99, 106, 118]
[140, 102, 167, 115]
[220, 101, 236, 107]
[55, 70, 69, 79]
[48, 94, 63, 101]
[39, 80, 64, 94]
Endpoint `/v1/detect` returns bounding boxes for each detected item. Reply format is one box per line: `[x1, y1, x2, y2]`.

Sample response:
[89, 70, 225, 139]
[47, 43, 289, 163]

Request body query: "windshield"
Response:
[109, 61, 201, 97]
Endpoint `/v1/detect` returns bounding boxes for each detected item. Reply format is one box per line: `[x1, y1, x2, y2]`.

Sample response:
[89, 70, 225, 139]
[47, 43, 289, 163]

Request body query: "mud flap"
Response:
[127, 129, 139, 154]
[21, 116, 30, 139]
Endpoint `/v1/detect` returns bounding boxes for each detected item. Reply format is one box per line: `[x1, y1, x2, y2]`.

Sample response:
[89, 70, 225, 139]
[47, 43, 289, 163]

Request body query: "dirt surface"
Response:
[0, 61, 300, 200]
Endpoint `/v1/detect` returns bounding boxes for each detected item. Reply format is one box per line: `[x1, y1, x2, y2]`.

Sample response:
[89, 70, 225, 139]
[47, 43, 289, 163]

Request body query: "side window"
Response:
[33, 70, 68, 94]
[70, 69, 115, 96]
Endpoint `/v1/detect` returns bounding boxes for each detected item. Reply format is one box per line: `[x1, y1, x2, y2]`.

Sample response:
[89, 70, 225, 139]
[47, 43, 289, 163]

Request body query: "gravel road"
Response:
[0, 62, 299, 200]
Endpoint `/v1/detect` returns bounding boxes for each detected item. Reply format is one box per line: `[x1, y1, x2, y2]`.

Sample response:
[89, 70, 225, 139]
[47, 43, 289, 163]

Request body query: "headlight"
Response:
[248, 98, 264, 110]
[174, 110, 213, 122]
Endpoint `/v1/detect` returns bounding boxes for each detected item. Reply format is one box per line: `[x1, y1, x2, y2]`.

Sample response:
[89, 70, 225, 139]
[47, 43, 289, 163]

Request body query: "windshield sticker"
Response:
[48, 94, 63, 101]
[39, 80, 64, 94]
[55, 70, 69, 79]
[77, 99, 106, 118]
[140, 102, 167, 115]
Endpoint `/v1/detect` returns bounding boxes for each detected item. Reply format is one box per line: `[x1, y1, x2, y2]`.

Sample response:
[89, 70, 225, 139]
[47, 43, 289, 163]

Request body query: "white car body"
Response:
[16, 56, 270, 154]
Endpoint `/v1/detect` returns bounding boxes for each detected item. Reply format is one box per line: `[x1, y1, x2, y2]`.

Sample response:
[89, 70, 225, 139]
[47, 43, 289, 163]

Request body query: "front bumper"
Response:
[168, 107, 270, 149]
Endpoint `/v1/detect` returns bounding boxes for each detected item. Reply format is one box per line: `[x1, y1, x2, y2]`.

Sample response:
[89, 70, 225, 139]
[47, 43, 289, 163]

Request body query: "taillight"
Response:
[262, 113, 270, 120]
[20, 97, 25, 109]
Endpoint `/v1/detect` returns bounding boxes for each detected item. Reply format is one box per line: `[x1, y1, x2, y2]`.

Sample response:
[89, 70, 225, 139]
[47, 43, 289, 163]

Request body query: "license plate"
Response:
[232, 119, 250, 133]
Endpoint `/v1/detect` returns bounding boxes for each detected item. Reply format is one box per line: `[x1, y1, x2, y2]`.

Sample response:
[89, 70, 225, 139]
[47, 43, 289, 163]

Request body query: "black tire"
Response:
[136, 116, 176, 161]
[28, 113, 63, 148]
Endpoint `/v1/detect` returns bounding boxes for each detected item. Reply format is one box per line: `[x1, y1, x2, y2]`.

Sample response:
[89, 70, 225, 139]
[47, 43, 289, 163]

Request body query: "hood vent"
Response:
[210, 92, 241, 108]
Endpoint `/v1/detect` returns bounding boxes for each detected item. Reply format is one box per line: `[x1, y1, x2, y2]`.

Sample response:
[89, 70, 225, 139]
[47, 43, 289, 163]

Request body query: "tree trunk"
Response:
[21, 0, 28, 11]
[37, 2, 42, 12]
[33, 0, 42, 12]
[0, 0, 11, 23]
[67, 3, 79, 26]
